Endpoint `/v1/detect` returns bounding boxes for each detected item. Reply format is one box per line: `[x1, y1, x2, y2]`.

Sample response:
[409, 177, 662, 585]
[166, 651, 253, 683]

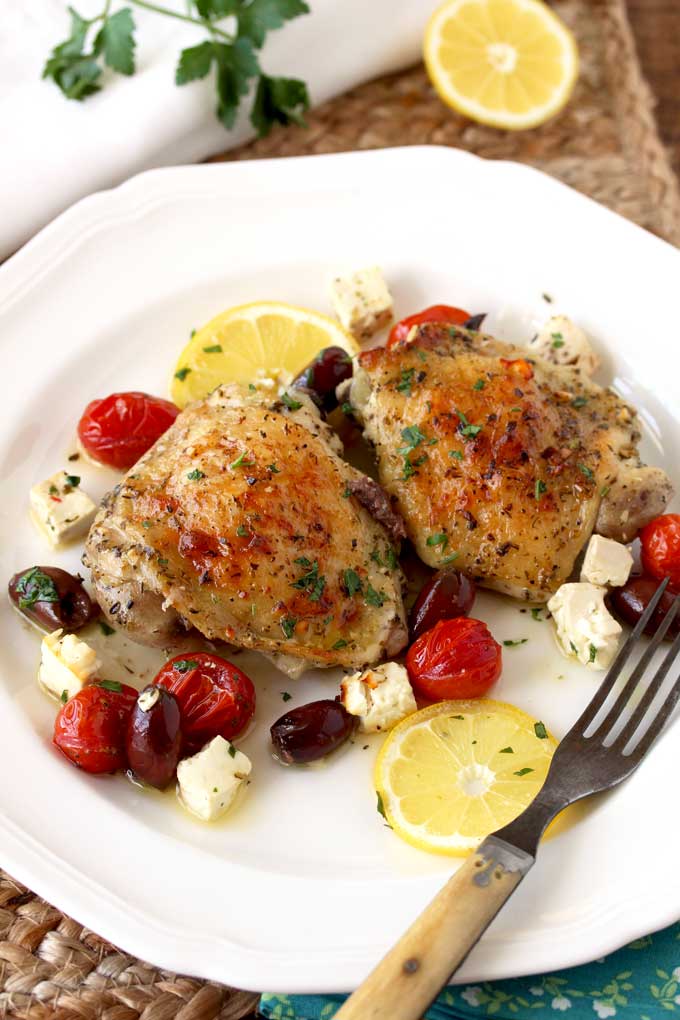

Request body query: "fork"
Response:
[335, 579, 680, 1020]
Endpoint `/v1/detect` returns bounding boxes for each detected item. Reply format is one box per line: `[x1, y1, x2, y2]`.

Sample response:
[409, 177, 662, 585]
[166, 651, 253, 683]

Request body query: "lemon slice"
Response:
[171, 301, 359, 408]
[424, 0, 579, 131]
[375, 699, 556, 856]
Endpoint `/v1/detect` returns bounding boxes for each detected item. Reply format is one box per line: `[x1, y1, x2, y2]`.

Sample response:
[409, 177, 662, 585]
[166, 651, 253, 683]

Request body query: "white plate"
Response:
[1, 147, 679, 994]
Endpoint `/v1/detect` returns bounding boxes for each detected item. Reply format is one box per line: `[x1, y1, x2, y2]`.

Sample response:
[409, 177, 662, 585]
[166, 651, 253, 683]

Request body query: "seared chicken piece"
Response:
[84, 385, 407, 675]
[350, 324, 672, 602]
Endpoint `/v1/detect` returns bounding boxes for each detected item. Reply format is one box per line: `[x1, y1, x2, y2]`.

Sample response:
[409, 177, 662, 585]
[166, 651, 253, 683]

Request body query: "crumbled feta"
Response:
[340, 662, 416, 732]
[531, 315, 600, 376]
[580, 535, 633, 588]
[39, 628, 100, 702]
[547, 583, 621, 670]
[177, 736, 251, 822]
[330, 267, 393, 342]
[29, 471, 96, 547]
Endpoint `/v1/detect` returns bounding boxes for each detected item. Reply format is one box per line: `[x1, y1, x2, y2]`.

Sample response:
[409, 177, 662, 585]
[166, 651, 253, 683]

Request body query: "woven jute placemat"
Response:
[2, 2, 679, 1019]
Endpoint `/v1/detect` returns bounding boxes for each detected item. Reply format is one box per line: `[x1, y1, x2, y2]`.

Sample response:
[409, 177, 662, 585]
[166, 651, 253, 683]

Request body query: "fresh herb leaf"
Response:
[281, 691, 292, 702]
[504, 638, 528, 647]
[174, 659, 199, 673]
[202, 343, 223, 353]
[456, 408, 482, 438]
[95, 7, 136, 75]
[95, 679, 123, 692]
[569, 640, 578, 654]
[426, 533, 448, 550]
[473, 378, 485, 391]
[236, 0, 310, 47]
[291, 560, 325, 602]
[551, 332, 564, 348]
[332, 638, 348, 650]
[534, 479, 547, 500]
[401, 453, 427, 480]
[268, 463, 280, 473]
[187, 469, 205, 481]
[176, 40, 215, 84]
[281, 392, 302, 410]
[399, 424, 427, 450]
[98, 620, 115, 636]
[42, 8, 103, 100]
[230, 450, 254, 469]
[236, 524, 249, 536]
[600, 485, 610, 497]
[578, 462, 595, 482]
[364, 584, 385, 608]
[571, 396, 588, 409]
[281, 616, 297, 638]
[534, 721, 548, 739]
[228, 743, 237, 758]
[370, 548, 383, 566]
[251, 73, 309, 136]
[396, 368, 415, 396]
[499, 746, 514, 753]
[449, 449, 463, 460]
[15, 567, 59, 609]
[60, 690, 69, 703]
[376, 791, 387, 819]
[589, 643, 598, 663]
[343, 569, 362, 597]
[514, 767, 535, 777]
[531, 608, 543, 621]
[174, 366, 192, 381]
[440, 553, 460, 565]
[385, 548, 398, 571]
[64, 474, 80, 488]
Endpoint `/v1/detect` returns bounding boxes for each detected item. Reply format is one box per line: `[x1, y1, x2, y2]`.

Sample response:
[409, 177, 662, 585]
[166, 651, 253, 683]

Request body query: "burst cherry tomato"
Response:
[640, 514, 680, 589]
[77, 391, 179, 470]
[406, 618, 502, 701]
[53, 681, 138, 774]
[387, 304, 471, 348]
[153, 653, 255, 753]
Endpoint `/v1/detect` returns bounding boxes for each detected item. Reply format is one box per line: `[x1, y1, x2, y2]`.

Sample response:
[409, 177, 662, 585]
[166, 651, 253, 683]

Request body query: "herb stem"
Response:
[127, 0, 234, 40]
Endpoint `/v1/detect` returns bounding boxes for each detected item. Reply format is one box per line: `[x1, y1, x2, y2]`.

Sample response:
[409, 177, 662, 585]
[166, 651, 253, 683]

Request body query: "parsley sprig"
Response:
[43, 1, 311, 136]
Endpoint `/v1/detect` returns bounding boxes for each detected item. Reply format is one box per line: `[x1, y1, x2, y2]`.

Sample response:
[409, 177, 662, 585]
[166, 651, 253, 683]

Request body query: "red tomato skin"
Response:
[640, 514, 680, 588]
[77, 392, 179, 470]
[153, 653, 255, 753]
[387, 305, 471, 348]
[53, 683, 138, 774]
[406, 618, 502, 701]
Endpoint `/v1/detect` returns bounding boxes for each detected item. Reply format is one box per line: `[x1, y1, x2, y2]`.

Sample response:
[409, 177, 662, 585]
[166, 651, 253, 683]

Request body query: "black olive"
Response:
[126, 686, 182, 789]
[8, 566, 99, 632]
[271, 699, 356, 764]
[608, 576, 680, 640]
[409, 568, 476, 641]
[463, 313, 487, 332]
[292, 346, 354, 411]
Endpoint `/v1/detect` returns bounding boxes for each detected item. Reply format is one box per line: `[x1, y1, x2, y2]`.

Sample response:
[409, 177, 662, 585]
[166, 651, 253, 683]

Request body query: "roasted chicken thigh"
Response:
[350, 324, 672, 601]
[84, 385, 407, 674]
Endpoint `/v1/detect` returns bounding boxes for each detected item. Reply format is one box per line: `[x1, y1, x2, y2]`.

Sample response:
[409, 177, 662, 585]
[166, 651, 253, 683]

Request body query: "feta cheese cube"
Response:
[547, 583, 622, 670]
[340, 662, 416, 733]
[177, 736, 251, 822]
[580, 535, 633, 587]
[330, 267, 393, 342]
[531, 315, 600, 377]
[29, 471, 96, 547]
[39, 628, 100, 702]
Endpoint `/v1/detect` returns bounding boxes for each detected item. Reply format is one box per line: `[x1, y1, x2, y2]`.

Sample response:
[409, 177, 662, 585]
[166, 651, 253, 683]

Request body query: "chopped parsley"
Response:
[534, 721, 548, 739]
[15, 567, 59, 609]
[440, 553, 460, 565]
[228, 743, 237, 758]
[551, 333, 564, 348]
[472, 378, 486, 391]
[281, 392, 302, 411]
[281, 691, 292, 702]
[95, 679, 122, 692]
[60, 690, 68, 703]
[571, 396, 588, 409]
[341, 401, 355, 417]
[396, 368, 415, 396]
[534, 479, 547, 500]
[503, 638, 528, 647]
[230, 450, 254, 470]
[600, 485, 610, 497]
[187, 469, 205, 481]
[426, 533, 448, 550]
[332, 638, 348, 650]
[281, 616, 297, 639]
[589, 644, 598, 663]
[203, 344, 223, 353]
[174, 366, 191, 381]
[400, 424, 428, 450]
[570, 640, 579, 654]
[236, 525, 249, 537]
[449, 449, 463, 460]
[142, 520, 153, 529]
[514, 768, 535, 777]
[341, 484, 351, 499]
[499, 746, 514, 754]
[376, 792, 387, 819]
[531, 608, 544, 621]
[370, 549, 383, 566]
[268, 463, 280, 473]
[291, 558, 326, 602]
[49, 484, 59, 494]
[364, 584, 385, 607]
[402, 454, 427, 481]
[173, 659, 199, 673]
[456, 409, 482, 439]
[64, 474, 80, 488]
[343, 569, 362, 597]
[248, 383, 257, 392]
[98, 620, 115, 636]
[385, 548, 398, 570]
[578, 462, 595, 482]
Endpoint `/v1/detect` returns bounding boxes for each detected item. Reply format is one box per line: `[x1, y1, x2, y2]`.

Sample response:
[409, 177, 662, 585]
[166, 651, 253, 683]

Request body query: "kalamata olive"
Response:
[270, 699, 356, 764]
[8, 566, 99, 632]
[608, 576, 680, 640]
[292, 346, 353, 411]
[126, 685, 182, 789]
[409, 568, 476, 641]
[463, 313, 487, 332]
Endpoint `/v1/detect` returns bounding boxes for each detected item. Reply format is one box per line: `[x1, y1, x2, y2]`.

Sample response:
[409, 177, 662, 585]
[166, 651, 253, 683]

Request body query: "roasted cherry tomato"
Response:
[409, 568, 476, 641]
[77, 391, 179, 470]
[153, 653, 255, 753]
[640, 514, 680, 588]
[406, 618, 502, 701]
[53, 681, 138, 774]
[387, 304, 471, 348]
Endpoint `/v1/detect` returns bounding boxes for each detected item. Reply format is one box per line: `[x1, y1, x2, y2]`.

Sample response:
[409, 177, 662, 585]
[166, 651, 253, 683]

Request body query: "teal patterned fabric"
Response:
[260, 922, 680, 1020]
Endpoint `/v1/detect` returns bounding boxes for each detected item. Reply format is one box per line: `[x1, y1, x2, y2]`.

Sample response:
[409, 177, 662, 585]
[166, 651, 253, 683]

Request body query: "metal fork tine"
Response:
[614, 623, 680, 753]
[572, 578, 670, 734]
[602, 596, 680, 742]
[625, 667, 680, 761]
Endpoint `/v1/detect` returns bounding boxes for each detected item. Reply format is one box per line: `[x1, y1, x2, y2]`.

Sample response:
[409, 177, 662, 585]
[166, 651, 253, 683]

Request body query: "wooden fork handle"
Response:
[334, 837, 534, 1020]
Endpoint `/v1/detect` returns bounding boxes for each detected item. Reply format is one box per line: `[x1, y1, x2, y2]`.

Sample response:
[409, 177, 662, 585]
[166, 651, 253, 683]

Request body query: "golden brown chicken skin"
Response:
[350, 323, 672, 601]
[84, 385, 407, 674]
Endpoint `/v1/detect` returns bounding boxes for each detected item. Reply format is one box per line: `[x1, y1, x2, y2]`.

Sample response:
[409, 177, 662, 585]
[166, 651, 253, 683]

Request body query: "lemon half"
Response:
[171, 301, 359, 408]
[424, 0, 579, 131]
[375, 699, 556, 856]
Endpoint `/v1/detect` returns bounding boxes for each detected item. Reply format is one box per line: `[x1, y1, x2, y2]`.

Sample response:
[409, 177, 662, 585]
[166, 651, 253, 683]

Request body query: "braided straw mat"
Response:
[2, 2, 679, 1019]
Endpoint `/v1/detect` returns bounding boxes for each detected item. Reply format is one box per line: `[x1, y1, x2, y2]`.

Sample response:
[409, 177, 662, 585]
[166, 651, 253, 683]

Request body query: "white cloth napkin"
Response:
[0, 0, 437, 259]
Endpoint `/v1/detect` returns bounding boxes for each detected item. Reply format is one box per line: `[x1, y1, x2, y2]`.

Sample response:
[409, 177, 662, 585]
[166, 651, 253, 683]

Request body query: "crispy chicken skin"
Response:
[350, 324, 673, 602]
[84, 385, 407, 674]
